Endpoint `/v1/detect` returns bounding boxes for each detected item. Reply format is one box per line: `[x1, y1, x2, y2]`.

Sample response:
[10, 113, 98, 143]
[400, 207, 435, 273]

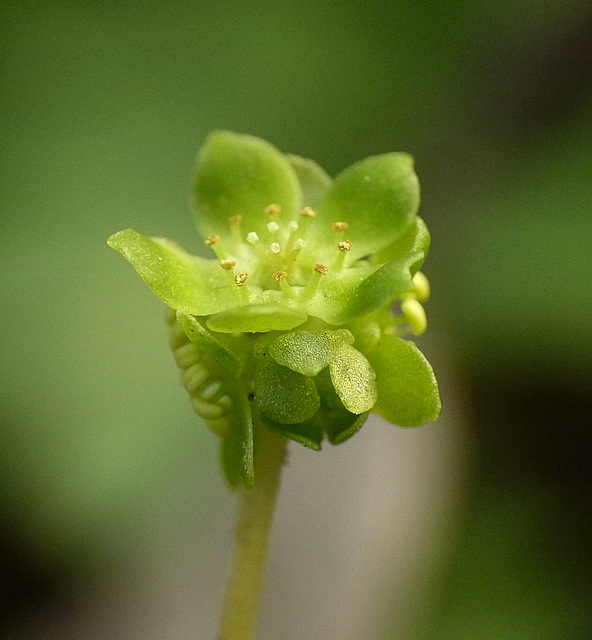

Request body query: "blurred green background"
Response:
[2, 1, 591, 638]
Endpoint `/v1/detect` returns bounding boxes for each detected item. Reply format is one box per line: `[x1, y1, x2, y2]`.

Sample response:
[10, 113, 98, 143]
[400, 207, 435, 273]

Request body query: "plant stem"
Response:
[219, 427, 287, 640]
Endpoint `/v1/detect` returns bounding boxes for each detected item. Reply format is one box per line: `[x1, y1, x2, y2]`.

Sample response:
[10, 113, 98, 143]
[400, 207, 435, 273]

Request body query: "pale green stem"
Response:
[219, 427, 287, 640]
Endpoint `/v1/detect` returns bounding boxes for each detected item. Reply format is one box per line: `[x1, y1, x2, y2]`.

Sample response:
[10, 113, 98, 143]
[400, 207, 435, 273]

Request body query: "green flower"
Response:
[108, 131, 440, 489]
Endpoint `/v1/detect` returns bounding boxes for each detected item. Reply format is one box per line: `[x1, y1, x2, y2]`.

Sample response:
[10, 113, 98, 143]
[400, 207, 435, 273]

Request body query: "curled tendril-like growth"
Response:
[108, 131, 440, 489]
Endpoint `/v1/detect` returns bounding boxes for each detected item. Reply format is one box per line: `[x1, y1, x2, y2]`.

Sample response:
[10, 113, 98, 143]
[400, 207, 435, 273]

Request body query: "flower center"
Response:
[204, 204, 353, 301]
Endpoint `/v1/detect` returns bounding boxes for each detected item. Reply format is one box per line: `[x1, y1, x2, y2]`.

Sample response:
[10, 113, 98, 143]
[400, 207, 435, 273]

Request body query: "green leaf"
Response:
[366, 333, 440, 427]
[107, 229, 236, 315]
[309, 254, 416, 325]
[315, 152, 420, 261]
[193, 130, 301, 242]
[316, 369, 370, 445]
[328, 343, 377, 414]
[220, 392, 254, 489]
[268, 329, 354, 376]
[286, 154, 332, 208]
[258, 411, 324, 451]
[206, 304, 307, 333]
[255, 357, 320, 424]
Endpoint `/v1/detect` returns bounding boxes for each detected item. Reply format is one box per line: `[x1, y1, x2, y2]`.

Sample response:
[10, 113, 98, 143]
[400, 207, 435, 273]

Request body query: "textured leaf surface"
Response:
[255, 357, 320, 424]
[367, 333, 440, 427]
[328, 344, 377, 414]
[268, 329, 354, 376]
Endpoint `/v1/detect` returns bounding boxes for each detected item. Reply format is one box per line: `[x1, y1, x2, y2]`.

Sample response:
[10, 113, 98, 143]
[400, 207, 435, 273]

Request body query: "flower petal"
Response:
[315, 153, 420, 261]
[192, 130, 301, 242]
[286, 154, 332, 208]
[308, 253, 417, 325]
[108, 229, 237, 314]
[255, 357, 320, 424]
[328, 343, 377, 414]
[366, 333, 441, 427]
[371, 216, 431, 274]
[268, 328, 354, 376]
[206, 304, 307, 333]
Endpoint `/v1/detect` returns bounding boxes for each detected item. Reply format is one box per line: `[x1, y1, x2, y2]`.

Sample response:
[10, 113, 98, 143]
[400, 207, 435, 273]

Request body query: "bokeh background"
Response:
[2, 1, 591, 638]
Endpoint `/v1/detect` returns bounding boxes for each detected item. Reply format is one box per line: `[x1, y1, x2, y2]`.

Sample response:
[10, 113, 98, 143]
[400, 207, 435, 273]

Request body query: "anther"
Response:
[265, 203, 281, 218]
[220, 259, 236, 270]
[205, 234, 220, 246]
[338, 240, 352, 252]
[332, 221, 348, 232]
[270, 242, 281, 254]
[234, 272, 248, 287]
[267, 221, 280, 234]
[246, 232, 259, 245]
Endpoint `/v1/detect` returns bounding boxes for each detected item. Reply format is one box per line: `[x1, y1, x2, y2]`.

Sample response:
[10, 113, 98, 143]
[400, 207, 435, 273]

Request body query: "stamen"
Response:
[265, 203, 281, 218]
[284, 220, 300, 255]
[234, 272, 249, 301]
[332, 221, 348, 232]
[299, 207, 316, 238]
[286, 237, 306, 266]
[270, 242, 281, 254]
[220, 259, 236, 270]
[228, 215, 243, 245]
[267, 221, 280, 234]
[246, 230, 267, 262]
[205, 234, 227, 260]
[273, 270, 294, 297]
[303, 263, 328, 298]
[332, 239, 352, 270]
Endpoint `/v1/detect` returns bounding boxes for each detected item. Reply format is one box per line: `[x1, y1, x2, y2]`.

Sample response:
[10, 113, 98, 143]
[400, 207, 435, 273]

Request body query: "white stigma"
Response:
[246, 232, 259, 244]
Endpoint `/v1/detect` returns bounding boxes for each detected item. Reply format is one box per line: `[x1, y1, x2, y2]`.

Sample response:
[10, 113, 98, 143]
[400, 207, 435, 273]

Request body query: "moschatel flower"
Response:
[108, 131, 440, 489]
